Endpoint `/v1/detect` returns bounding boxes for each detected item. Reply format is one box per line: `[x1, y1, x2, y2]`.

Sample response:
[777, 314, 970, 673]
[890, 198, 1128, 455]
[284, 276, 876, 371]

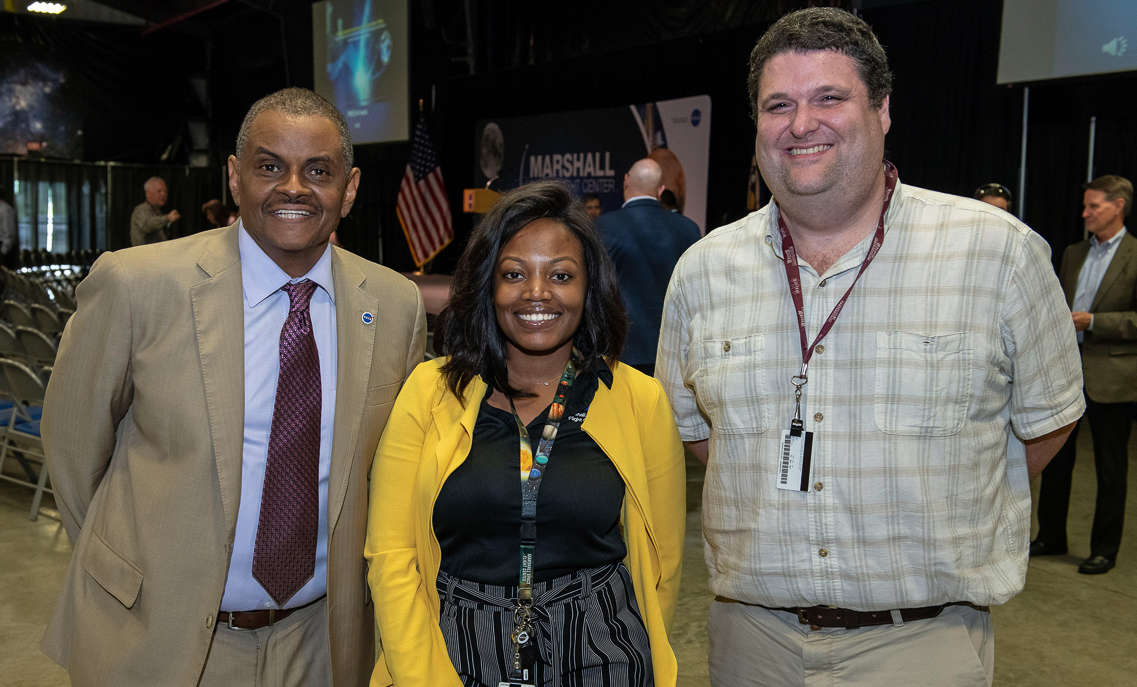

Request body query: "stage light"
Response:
[27, 2, 67, 13]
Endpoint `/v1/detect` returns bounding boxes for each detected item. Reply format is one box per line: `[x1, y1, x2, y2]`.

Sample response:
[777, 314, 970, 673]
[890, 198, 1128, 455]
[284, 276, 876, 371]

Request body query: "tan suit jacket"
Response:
[40, 225, 426, 686]
[1059, 231, 1137, 403]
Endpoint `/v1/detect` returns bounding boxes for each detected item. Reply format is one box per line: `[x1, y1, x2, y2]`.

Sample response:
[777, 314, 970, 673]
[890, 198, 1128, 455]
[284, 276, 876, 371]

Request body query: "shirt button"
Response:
[819, 279, 828, 287]
[765, 236, 772, 245]
[814, 482, 824, 491]
[205, 615, 214, 628]
[814, 412, 824, 422]
[819, 548, 829, 557]
[816, 344, 825, 354]
[264, 602, 272, 609]
[723, 341, 731, 352]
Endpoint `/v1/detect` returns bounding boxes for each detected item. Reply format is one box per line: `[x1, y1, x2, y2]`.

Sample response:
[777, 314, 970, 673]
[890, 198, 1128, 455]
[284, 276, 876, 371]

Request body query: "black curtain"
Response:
[341, 141, 414, 269]
[107, 165, 225, 249]
[6, 159, 105, 254]
[2, 157, 223, 252]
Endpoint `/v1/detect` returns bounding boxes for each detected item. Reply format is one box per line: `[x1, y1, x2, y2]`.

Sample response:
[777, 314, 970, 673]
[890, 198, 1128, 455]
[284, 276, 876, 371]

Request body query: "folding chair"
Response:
[0, 359, 50, 520]
[15, 327, 57, 366]
[0, 321, 23, 360]
[2, 300, 37, 329]
[30, 304, 63, 335]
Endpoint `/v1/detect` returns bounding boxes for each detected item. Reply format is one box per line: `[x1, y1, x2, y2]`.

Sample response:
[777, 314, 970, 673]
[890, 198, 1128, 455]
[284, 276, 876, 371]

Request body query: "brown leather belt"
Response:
[218, 596, 324, 630]
[784, 604, 946, 629]
[718, 597, 987, 630]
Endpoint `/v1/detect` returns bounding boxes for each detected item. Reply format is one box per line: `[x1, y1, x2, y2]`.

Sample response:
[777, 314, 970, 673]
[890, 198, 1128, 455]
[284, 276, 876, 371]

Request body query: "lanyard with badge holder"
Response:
[775, 161, 898, 492]
[500, 352, 578, 687]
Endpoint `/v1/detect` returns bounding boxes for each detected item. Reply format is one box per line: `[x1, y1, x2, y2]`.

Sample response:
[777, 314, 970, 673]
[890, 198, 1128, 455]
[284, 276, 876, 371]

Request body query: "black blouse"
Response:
[433, 363, 627, 585]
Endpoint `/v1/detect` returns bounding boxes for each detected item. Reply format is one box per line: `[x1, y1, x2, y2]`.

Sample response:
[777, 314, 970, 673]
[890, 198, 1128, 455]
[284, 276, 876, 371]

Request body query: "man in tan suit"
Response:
[1034, 175, 1137, 575]
[41, 88, 426, 686]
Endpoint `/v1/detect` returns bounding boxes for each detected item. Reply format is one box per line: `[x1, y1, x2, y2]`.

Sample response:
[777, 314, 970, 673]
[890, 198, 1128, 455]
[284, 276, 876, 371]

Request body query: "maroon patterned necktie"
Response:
[252, 280, 321, 606]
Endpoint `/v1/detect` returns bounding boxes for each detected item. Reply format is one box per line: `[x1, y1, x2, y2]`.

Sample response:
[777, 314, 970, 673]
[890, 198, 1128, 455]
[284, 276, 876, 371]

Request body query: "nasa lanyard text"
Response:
[775, 161, 898, 491]
[503, 354, 577, 686]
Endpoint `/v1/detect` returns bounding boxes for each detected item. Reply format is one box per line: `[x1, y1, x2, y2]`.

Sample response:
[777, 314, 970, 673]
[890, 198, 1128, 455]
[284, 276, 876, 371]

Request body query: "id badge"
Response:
[777, 425, 813, 492]
[498, 668, 534, 687]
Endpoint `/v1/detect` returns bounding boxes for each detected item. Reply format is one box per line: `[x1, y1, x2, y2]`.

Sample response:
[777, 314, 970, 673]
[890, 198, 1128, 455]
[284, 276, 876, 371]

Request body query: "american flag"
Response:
[397, 117, 453, 266]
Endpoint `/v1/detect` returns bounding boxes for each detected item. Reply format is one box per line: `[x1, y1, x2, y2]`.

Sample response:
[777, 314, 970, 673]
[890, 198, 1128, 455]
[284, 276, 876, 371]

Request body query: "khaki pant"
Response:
[708, 599, 993, 687]
[198, 598, 332, 687]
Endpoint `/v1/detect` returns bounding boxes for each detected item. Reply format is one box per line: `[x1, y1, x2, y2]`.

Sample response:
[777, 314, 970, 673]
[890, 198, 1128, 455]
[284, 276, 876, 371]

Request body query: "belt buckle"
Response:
[226, 612, 238, 631]
[796, 608, 810, 625]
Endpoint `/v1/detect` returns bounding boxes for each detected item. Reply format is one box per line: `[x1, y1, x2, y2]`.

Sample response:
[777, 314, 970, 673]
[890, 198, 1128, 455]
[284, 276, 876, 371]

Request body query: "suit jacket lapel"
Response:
[328, 249, 378, 533]
[190, 225, 245, 539]
[1091, 234, 1136, 311]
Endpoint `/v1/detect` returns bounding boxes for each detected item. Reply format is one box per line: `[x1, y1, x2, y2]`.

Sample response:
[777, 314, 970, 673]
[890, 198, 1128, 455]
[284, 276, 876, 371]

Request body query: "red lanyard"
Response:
[777, 161, 898, 407]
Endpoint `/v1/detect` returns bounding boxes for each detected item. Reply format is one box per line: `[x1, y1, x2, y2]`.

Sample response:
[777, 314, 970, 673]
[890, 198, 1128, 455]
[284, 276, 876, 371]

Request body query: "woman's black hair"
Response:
[435, 180, 627, 401]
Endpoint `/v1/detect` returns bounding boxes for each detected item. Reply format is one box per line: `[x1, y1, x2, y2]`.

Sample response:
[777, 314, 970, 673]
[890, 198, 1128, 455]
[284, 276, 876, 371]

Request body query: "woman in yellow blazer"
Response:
[365, 181, 685, 687]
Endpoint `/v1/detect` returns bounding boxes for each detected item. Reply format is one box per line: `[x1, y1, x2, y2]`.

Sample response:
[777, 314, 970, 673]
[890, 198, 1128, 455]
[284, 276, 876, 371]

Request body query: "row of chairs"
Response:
[2, 267, 77, 314]
[2, 300, 70, 338]
[0, 322, 57, 366]
[18, 248, 100, 271]
[0, 359, 50, 520]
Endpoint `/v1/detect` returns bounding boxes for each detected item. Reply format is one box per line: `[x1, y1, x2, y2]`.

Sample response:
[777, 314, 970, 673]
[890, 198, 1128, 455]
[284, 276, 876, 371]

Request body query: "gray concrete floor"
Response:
[2, 425, 1135, 686]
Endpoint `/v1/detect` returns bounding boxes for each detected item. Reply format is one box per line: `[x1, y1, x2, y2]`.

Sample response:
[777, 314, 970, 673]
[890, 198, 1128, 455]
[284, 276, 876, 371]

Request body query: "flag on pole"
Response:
[397, 116, 453, 266]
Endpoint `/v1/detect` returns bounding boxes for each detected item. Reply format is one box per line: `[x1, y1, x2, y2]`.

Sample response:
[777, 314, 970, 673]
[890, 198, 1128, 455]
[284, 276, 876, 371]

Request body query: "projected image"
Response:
[313, 0, 409, 144]
[1054, 0, 1137, 78]
[0, 51, 82, 158]
[999, 0, 1137, 83]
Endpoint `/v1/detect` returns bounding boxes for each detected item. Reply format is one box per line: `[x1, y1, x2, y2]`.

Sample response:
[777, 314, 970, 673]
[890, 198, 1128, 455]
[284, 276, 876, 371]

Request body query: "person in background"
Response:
[367, 180, 685, 687]
[974, 182, 1013, 213]
[1033, 174, 1137, 575]
[41, 87, 426, 687]
[581, 191, 602, 219]
[130, 176, 179, 245]
[598, 158, 700, 377]
[657, 8, 1082, 686]
[202, 198, 238, 228]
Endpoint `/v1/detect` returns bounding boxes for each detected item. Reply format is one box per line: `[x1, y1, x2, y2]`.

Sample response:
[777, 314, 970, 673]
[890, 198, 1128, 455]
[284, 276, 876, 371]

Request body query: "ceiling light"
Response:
[27, 2, 67, 13]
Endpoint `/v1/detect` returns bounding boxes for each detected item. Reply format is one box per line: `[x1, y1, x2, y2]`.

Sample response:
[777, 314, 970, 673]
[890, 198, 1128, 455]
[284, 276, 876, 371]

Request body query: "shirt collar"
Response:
[622, 195, 658, 207]
[238, 220, 336, 308]
[1091, 226, 1127, 249]
[762, 179, 907, 266]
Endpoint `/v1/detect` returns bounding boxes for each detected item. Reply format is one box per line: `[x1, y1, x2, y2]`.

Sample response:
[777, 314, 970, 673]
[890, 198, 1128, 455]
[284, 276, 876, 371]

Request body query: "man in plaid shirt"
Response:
[657, 9, 1083, 686]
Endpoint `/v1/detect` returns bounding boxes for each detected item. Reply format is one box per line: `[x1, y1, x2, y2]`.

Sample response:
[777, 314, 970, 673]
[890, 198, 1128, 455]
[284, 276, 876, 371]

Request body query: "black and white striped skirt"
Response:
[437, 562, 654, 687]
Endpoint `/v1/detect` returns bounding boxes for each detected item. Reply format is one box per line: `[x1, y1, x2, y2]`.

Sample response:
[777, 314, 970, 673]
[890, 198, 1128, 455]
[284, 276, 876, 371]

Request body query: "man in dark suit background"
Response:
[598, 158, 701, 376]
[1033, 174, 1137, 575]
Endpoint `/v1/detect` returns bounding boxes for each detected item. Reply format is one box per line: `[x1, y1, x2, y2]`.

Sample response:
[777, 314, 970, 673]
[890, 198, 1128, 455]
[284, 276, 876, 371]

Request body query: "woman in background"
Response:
[366, 180, 685, 687]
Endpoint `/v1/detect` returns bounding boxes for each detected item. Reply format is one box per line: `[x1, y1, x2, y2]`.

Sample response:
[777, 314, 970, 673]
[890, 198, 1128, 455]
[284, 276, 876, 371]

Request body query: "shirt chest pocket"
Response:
[874, 331, 973, 436]
[692, 333, 770, 434]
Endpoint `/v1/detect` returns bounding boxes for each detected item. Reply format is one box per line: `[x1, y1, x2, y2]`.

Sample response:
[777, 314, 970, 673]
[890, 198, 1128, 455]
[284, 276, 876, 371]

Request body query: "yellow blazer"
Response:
[365, 358, 686, 686]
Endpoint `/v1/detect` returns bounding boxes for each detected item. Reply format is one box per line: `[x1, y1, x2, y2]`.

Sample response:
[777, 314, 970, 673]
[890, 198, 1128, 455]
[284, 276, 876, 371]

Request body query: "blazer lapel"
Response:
[1091, 234, 1137, 311]
[327, 249, 379, 533]
[190, 226, 245, 539]
[431, 376, 484, 483]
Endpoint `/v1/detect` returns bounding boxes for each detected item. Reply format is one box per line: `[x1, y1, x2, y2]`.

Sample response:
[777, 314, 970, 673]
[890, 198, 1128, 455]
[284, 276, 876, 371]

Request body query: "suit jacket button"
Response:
[206, 614, 214, 628]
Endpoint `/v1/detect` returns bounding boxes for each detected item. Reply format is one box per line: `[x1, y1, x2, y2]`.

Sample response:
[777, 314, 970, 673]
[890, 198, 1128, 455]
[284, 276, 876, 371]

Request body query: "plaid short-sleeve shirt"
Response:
[657, 181, 1084, 610]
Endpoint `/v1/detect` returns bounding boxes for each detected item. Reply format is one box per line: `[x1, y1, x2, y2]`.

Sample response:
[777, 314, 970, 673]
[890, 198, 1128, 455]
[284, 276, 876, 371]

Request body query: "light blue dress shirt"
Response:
[1072, 226, 1127, 343]
[220, 223, 338, 611]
